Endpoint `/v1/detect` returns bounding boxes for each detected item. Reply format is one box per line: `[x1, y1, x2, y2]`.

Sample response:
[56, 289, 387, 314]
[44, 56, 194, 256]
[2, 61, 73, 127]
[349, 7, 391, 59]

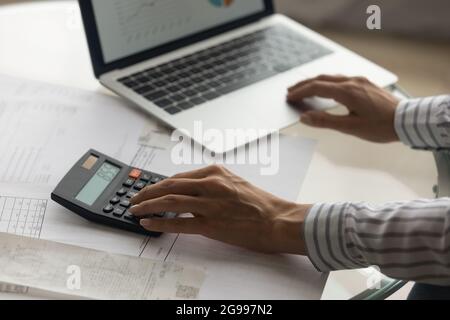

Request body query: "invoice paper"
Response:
[0, 232, 205, 300]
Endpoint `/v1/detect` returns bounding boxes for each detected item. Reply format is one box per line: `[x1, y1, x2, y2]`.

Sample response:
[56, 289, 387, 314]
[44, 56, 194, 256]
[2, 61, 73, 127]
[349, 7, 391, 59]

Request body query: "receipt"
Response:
[0, 233, 205, 300]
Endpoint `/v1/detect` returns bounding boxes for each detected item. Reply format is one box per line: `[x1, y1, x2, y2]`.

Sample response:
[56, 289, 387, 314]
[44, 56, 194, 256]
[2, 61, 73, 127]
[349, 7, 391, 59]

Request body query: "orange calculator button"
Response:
[129, 169, 142, 179]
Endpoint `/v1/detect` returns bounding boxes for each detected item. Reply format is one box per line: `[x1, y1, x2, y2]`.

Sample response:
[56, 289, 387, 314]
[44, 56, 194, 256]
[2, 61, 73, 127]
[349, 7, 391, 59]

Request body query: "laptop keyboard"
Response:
[118, 25, 333, 115]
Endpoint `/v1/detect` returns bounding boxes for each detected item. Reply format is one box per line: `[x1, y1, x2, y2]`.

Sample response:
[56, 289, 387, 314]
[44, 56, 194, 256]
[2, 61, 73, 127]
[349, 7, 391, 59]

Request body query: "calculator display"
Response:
[76, 162, 120, 206]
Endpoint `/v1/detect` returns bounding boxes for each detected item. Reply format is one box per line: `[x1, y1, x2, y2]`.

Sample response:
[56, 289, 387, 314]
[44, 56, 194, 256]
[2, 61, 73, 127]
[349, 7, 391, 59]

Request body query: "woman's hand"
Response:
[129, 165, 311, 255]
[287, 75, 400, 143]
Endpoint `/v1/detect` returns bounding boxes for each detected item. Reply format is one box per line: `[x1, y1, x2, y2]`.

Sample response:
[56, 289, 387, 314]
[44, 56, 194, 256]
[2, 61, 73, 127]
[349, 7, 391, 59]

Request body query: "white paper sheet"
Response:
[0, 74, 150, 187]
[0, 232, 205, 300]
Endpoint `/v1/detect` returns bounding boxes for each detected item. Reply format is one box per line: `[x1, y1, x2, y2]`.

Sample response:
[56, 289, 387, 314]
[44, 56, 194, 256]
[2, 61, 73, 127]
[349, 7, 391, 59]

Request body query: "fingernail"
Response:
[140, 219, 151, 227]
[130, 193, 139, 200]
[129, 205, 139, 214]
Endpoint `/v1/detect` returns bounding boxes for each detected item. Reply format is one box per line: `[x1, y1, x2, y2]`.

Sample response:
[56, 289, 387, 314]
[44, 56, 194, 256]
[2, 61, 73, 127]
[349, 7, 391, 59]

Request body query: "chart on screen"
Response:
[93, 0, 265, 63]
[113, 0, 192, 46]
[209, 0, 234, 7]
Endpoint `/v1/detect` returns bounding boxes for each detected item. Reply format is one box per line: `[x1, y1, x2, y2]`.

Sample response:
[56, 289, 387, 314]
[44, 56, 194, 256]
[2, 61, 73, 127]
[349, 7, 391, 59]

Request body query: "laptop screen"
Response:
[91, 0, 266, 64]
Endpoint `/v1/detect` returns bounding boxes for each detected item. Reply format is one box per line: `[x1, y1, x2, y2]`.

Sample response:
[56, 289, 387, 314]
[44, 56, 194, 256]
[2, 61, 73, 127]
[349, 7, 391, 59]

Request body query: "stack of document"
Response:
[0, 74, 326, 299]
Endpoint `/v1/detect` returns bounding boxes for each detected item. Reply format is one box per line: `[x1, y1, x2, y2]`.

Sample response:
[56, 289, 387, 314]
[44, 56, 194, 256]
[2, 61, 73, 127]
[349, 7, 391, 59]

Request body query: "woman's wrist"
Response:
[270, 203, 313, 255]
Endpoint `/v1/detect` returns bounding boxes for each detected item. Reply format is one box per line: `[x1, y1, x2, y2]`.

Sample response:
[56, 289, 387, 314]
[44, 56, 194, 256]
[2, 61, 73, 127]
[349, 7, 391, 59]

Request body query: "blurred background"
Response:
[276, 0, 450, 96]
[0, 0, 449, 97]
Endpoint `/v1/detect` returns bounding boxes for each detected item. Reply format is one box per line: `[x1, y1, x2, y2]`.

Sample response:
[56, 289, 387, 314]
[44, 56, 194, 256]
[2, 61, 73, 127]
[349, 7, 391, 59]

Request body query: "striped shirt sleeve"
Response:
[304, 200, 450, 285]
[303, 95, 450, 285]
[394, 95, 450, 150]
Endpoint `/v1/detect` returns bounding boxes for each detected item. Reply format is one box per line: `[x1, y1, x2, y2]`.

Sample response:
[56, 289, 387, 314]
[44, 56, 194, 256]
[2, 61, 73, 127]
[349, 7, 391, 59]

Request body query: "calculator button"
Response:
[134, 181, 147, 191]
[120, 200, 131, 208]
[113, 208, 125, 217]
[151, 177, 162, 184]
[129, 169, 142, 179]
[117, 188, 128, 196]
[124, 212, 136, 221]
[123, 179, 135, 188]
[140, 173, 152, 182]
[126, 191, 138, 199]
[110, 196, 121, 205]
[153, 212, 165, 218]
[103, 204, 114, 214]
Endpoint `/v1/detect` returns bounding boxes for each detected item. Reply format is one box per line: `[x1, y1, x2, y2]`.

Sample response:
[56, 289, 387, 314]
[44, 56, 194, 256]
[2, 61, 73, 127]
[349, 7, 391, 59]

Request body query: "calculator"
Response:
[51, 149, 175, 236]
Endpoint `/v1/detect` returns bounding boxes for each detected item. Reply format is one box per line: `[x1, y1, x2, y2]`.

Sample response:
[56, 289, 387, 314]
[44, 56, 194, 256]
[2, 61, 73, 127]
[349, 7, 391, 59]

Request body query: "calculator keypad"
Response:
[120, 200, 131, 208]
[110, 196, 121, 205]
[126, 191, 138, 198]
[117, 188, 128, 196]
[103, 204, 114, 214]
[123, 179, 135, 188]
[151, 177, 162, 184]
[113, 208, 125, 217]
[124, 212, 136, 221]
[134, 181, 146, 191]
[102, 169, 167, 225]
[129, 169, 142, 180]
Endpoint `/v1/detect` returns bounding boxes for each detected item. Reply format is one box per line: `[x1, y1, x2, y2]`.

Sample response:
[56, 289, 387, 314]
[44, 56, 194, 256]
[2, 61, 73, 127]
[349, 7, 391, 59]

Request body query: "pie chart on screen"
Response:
[209, 0, 234, 7]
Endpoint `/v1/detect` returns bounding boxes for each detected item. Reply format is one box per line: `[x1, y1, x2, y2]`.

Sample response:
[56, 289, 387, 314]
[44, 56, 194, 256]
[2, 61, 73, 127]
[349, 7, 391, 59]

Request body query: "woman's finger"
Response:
[131, 178, 204, 205]
[129, 195, 207, 217]
[287, 81, 349, 106]
[288, 74, 349, 92]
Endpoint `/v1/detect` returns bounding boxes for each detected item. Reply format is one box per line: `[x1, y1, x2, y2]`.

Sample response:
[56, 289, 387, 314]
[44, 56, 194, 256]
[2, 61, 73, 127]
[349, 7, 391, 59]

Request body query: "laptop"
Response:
[79, 0, 397, 153]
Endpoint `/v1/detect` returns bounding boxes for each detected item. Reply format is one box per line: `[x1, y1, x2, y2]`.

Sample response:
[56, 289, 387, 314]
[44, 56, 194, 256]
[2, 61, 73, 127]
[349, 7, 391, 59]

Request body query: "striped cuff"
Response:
[394, 96, 450, 150]
[304, 203, 366, 272]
